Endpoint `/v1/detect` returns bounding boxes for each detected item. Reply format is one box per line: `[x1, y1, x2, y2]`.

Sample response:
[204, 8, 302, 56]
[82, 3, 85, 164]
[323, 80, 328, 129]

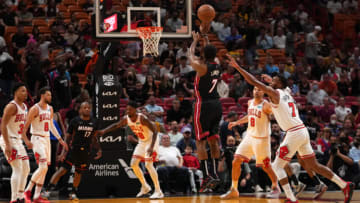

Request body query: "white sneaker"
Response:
[42, 190, 51, 199]
[294, 182, 306, 197]
[266, 187, 281, 198]
[136, 184, 152, 197]
[149, 190, 164, 199]
[255, 185, 263, 193]
[220, 187, 239, 199]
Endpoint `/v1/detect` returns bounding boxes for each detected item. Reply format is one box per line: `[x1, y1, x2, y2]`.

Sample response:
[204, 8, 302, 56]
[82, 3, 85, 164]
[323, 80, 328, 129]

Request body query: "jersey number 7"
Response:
[209, 79, 218, 93]
[288, 102, 296, 117]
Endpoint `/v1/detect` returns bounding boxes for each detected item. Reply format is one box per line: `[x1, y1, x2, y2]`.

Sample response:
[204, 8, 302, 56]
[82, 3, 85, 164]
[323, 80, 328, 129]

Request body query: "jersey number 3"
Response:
[209, 79, 218, 93]
[288, 102, 296, 117]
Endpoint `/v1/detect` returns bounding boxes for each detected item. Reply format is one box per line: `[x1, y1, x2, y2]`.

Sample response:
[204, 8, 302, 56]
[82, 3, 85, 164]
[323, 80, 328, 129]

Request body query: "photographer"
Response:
[323, 134, 359, 189]
[349, 137, 360, 167]
[218, 136, 252, 193]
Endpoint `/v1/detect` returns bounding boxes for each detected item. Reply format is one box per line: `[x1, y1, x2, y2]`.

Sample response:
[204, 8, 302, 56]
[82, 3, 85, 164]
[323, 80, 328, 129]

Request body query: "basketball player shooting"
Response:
[220, 87, 280, 199]
[0, 83, 31, 203]
[226, 55, 354, 203]
[96, 101, 163, 199]
[188, 25, 222, 193]
[22, 87, 68, 203]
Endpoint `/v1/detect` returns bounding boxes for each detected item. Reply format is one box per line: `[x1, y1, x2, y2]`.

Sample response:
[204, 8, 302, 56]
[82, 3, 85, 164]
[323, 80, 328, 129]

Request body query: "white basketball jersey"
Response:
[30, 104, 51, 137]
[5, 101, 27, 139]
[127, 113, 153, 142]
[246, 99, 271, 138]
[271, 88, 303, 131]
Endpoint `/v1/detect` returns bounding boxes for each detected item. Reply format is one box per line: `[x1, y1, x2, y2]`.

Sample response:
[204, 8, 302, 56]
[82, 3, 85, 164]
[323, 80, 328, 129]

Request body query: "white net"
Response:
[136, 27, 163, 56]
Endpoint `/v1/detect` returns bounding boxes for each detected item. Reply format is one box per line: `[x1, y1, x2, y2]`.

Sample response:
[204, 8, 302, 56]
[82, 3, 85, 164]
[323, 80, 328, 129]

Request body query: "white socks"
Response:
[26, 181, 35, 192]
[18, 160, 30, 199]
[283, 183, 297, 201]
[331, 174, 346, 189]
[34, 185, 42, 199]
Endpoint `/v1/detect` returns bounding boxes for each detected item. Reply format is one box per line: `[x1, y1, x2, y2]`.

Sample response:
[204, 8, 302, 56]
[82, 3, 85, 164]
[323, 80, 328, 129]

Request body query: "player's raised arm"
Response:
[189, 31, 207, 76]
[96, 117, 128, 136]
[226, 54, 280, 104]
[140, 115, 157, 156]
[49, 107, 68, 151]
[0, 103, 17, 157]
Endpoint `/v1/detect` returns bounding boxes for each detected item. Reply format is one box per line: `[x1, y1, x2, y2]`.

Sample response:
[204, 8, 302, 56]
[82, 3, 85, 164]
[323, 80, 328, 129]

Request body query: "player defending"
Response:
[97, 101, 163, 199]
[221, 87, 280, 199]
[227, 55, 354, 203]
[23, 87, 68, 203]
[189, 31, 222, 191]
[0, 83, 32, 203]
[44, 101, 102, 200]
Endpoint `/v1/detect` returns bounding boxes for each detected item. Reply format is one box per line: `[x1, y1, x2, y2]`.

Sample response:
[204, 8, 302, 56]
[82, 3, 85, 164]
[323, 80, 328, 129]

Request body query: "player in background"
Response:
[44, 101, 102, 200]
[220, 87, 280, 199]
[23, 87, 68, 203]
[188, 30, 222, 192]
[0, 83, 32, 203]
[227, 55, 354, 203]
[97, 101, 163, 199]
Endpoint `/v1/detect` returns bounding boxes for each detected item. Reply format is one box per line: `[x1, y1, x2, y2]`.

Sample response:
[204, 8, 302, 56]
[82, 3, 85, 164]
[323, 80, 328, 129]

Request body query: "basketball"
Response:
[197, 4, 216, 23]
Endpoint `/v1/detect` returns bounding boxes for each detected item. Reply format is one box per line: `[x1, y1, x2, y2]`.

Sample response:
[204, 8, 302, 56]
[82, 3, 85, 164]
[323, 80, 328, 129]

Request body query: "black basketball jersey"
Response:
[67, 116, 98, 149]
[194, 62, 221, 101]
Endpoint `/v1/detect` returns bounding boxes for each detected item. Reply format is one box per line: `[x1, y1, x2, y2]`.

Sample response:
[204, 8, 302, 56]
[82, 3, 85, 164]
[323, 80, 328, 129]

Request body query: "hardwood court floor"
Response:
[1, 191, 360, 203]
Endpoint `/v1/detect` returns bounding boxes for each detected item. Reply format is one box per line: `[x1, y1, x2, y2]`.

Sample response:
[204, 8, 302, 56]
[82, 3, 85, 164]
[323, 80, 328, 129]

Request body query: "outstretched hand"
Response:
[226, 54, 240, 70]
[261, 74, 273, 84]
[200, 22, 211, 35]
[192, 31, 200, 41]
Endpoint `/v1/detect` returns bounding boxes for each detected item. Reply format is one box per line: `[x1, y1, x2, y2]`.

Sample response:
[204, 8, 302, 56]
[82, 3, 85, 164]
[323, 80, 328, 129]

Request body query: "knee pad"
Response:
[272, 158, 288, 180]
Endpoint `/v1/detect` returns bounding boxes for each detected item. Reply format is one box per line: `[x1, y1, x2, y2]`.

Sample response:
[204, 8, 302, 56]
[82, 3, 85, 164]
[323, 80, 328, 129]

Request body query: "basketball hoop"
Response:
[136, 26, 163, 56]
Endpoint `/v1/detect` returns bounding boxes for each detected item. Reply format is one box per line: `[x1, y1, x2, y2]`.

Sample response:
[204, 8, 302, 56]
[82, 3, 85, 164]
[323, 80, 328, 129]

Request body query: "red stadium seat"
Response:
[120, 99, 128, 107]
[220, 97, 235, 103]
[238, 97, 251, 105]
[228, 105, 241, 113]
[345, 96, 357, 102]
[164, 98, 174, 107]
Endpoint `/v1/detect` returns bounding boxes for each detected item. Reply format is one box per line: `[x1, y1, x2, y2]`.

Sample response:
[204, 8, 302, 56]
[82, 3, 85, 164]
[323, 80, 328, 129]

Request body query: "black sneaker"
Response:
[199, 177, 210, 193]
[207, 176, 221, 190]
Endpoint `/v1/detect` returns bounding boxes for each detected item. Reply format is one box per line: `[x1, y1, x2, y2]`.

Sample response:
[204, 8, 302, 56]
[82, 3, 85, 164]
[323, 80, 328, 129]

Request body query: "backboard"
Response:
[94, 0, 192, 40]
